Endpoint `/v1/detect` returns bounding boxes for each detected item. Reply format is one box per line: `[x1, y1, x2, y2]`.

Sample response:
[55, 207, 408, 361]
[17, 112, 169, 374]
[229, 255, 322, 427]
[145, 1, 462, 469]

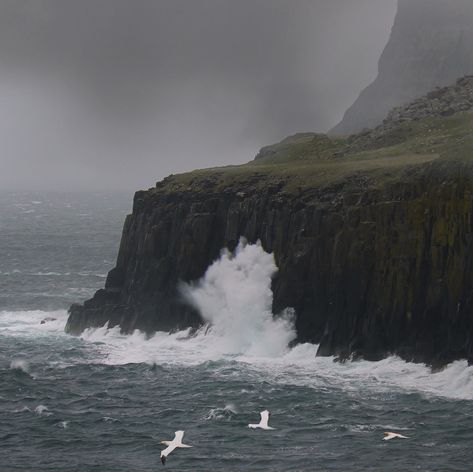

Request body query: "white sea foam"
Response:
[102, 416, 119, 423]
[81, 240, 296, 363]
[10, 359, 30, 373]
[2, 242, 473, 401]
[78, 241, 473, 400]
[13, 406, 32, 413]
[180, 239, 296, 357]
[0, 310, 68, 336]
[204, 404, 238, 421]
[34, 405, 51, 416]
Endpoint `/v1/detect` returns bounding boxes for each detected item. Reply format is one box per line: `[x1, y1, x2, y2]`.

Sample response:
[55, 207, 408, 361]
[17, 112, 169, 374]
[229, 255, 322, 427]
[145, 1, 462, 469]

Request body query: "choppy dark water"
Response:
[2, 192, 473, 472]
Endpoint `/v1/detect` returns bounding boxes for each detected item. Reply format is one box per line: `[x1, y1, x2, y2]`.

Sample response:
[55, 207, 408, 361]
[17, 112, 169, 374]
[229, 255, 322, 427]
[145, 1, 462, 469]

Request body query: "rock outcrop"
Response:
[67, 78, 473, 367]
[332, 0, 473, 135]
[345, 76, 473, 153]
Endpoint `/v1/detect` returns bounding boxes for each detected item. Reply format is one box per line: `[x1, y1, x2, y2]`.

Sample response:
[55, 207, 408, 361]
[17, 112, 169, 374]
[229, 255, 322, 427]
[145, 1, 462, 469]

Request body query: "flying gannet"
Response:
[248, 410, 274, 430]
[160, 430, 192, 465]
[383, 431, 409, 441]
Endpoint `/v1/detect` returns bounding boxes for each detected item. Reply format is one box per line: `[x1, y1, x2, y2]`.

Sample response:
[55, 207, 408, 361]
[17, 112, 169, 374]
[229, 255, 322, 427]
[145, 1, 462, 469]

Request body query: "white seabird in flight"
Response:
[160, 430, 192, 465]
[248, 410, 275, 430]
[383, 431, 409, 441]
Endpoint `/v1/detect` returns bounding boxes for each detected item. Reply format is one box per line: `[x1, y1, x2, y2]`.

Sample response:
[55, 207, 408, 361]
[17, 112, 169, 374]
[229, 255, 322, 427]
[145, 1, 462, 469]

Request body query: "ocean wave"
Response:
[1, 270, 104, 277]
[2, 237, 473, 403]
[34, 405, 52, 416]
[0, 269, 23, 275]
[204, 404, 238, 421]
[76, 320, 473, 401]
[10, 359, 30, 374]
[179, 239, 296, 357]
[0, 309, 69, 336]
[31, 271, 70, 276]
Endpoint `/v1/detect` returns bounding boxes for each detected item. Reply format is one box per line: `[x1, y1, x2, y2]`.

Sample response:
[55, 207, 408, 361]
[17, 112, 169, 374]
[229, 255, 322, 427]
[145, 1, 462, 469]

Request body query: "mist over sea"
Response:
[1, 192, 473, 471]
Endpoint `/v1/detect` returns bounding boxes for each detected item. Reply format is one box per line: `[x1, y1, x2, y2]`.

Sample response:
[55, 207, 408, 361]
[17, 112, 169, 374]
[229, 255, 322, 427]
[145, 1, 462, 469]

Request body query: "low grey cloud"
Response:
[0, 0, 397, 191]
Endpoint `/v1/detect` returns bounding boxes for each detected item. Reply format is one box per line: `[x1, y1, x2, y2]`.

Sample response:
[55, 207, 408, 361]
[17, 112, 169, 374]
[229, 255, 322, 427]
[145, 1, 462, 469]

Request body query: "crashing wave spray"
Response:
[180, 238, 296, 357]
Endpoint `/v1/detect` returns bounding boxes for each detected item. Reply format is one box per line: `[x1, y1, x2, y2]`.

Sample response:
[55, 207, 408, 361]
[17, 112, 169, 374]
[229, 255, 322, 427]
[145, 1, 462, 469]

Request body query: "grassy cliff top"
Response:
[152, 111, 473, 196]
[151, 77, 473, 197]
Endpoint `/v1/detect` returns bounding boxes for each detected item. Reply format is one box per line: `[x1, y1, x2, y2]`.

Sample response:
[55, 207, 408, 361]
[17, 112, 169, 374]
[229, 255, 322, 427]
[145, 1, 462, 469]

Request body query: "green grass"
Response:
[154, 111, 473, 196]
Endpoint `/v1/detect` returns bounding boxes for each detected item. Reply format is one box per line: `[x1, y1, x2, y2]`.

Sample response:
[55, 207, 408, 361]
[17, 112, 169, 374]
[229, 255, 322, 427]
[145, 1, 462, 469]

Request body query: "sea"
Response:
[1, 191, 473, 471]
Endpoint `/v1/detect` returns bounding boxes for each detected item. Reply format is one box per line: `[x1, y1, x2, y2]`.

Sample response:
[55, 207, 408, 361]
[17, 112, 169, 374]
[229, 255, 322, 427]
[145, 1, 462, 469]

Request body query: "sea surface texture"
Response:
[1, 192, 473, 471]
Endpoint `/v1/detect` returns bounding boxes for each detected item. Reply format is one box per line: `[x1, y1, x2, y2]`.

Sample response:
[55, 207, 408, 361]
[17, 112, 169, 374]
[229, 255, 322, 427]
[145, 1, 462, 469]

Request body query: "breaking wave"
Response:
[179, 238, 296, 357]
[2, 241, 473, 401]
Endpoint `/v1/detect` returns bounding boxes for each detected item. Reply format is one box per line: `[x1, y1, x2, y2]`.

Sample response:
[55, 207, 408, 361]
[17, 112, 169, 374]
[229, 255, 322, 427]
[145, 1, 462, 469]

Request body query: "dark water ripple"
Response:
[2, 193, 473, 470]
[2, 352, 473, 471]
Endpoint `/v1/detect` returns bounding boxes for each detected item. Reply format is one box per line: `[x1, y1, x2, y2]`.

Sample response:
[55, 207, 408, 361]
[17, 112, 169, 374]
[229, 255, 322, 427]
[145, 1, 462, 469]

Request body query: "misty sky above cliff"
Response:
[0, 0, 399, 192]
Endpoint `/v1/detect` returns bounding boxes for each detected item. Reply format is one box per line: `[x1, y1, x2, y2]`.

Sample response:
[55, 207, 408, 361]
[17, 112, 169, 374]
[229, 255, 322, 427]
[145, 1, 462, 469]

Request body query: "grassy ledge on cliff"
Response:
[158, 76, 473, 196]
[67, 76, 473, 368]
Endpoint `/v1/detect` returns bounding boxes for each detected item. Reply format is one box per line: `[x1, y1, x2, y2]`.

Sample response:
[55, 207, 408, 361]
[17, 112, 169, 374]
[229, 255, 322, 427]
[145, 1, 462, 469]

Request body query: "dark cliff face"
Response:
[66, 156, 473, 367]
[332, 0, 473, 135]
[66, 79, 473, 367]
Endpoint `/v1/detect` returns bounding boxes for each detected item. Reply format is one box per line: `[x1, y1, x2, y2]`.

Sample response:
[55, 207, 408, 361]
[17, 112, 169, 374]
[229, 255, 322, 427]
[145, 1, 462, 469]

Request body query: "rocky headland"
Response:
[66, 76, 473, 367]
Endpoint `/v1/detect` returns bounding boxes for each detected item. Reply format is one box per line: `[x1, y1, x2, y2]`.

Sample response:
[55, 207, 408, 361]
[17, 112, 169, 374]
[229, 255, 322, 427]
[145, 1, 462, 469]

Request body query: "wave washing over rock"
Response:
[4, 299, 473, 402]
[179, 239, 296, 357]
[4, 307, 473, 470]
[47, 242, 473, 401]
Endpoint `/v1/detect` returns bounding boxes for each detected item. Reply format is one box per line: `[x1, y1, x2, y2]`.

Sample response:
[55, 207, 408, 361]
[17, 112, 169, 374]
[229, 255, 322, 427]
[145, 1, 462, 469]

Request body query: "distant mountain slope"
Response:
[331, 0, 473, 135]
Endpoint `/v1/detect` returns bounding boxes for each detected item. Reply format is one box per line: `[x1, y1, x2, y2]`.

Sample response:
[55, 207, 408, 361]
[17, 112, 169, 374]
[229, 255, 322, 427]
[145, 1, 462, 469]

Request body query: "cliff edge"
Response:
[67, 77, 473, 367]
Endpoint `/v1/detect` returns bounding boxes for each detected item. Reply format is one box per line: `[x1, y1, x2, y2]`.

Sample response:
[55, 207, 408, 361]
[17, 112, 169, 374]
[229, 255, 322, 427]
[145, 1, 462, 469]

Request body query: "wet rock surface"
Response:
[66, 156, 473, 367]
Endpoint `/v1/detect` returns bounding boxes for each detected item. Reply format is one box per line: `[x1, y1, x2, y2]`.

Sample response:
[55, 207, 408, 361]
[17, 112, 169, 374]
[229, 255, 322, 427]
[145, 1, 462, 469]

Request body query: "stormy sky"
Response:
[0, 0, 397, 192]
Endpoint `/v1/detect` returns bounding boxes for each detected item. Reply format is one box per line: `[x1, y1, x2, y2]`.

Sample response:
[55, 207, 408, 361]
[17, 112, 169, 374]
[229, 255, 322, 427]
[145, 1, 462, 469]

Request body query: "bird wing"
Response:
[161, 443, 177, 458]
[174, 430, 185, 444]
[383, 431, 409, 440]
[260, 410, 270, 428]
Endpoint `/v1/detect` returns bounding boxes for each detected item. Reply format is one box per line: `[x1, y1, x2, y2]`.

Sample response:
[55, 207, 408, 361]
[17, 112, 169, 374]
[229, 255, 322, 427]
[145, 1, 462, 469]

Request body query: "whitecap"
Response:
[10, 359, 30, 374]
[13, 406, 32, 413]
[102, 416, 119, 423]
[76, 240, 473, 401]
[204, 403, 238, 421]
[34, 405, 52, 416]
[0, 309, 68, 336]
[2, 241, 473, 403]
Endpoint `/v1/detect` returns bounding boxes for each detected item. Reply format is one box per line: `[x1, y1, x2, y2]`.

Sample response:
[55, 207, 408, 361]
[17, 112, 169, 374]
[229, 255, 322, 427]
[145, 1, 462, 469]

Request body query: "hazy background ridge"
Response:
[332, 0, 473, 134]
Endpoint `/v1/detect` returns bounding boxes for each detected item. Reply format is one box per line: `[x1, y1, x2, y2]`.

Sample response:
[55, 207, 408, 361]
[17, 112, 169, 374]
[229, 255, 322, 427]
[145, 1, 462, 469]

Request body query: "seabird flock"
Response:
[160, 410, 409, 465]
